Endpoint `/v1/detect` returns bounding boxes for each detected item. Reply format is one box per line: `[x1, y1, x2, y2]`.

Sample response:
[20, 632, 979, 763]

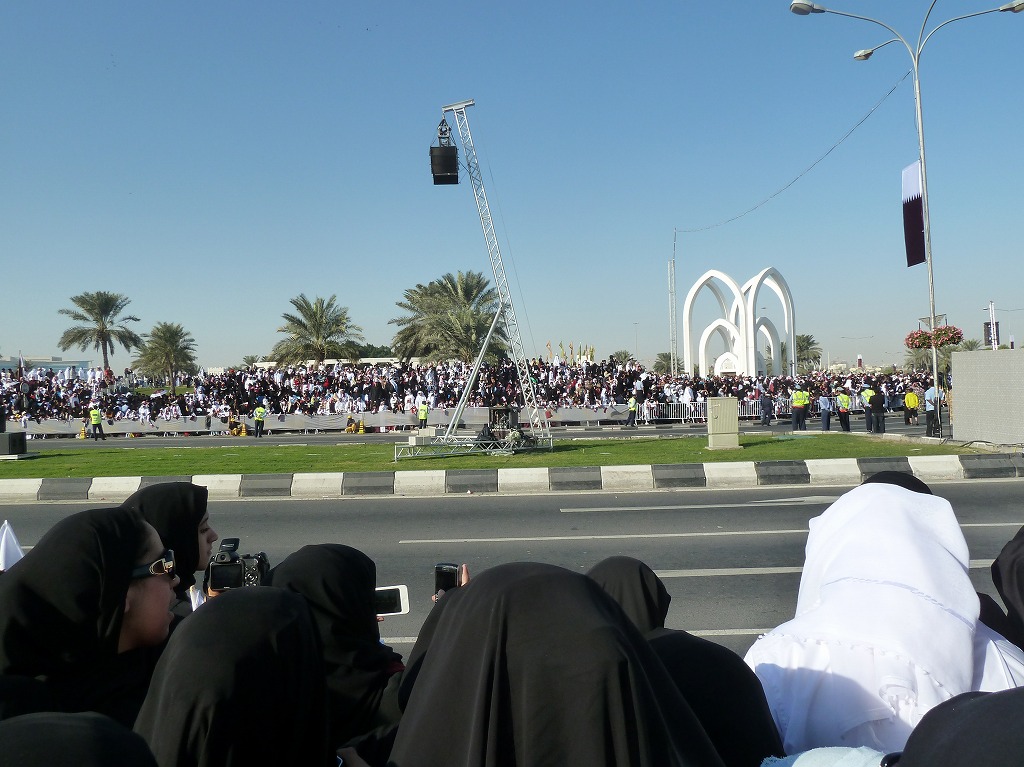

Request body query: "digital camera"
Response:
[205, 538, 270, 593]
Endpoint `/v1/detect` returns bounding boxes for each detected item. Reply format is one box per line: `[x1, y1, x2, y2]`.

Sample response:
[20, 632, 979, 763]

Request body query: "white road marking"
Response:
[562, 496, 841, 513]
[399, 529, 810, 544]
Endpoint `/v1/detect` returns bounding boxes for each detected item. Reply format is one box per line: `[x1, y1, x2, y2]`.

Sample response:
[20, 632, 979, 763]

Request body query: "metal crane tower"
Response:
[395, 99, 552, 459]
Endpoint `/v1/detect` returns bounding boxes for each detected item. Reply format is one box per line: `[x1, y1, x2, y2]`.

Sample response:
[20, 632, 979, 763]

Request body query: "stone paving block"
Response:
[497, 467, 550, 494]
[0, 478, 43, 502]
[343, 471, 396, 495]
[805, 458, 860, 486]
[89, 476, 142, 501]
[600, 465, 654, 491]
[192, 474, 242, 498]
[755, 460, 810, 485]
[291, 473, 344, 497]
[857, 457, 912, 482]
[37, 477, 92, 501]
[445, 469, 498, 494]
[240, 473, 294, 497]
[703, 462, 758, 488]
[549, 466, 603, 492]
[394, 470, 446, 496]
[960, 454, 1017, 480]
[652, 464, 706, 489]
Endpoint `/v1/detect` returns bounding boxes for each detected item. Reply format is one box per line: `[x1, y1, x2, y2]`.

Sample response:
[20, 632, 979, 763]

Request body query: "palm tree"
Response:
[133, 322, 199, 394]
[240, 355, 263, 368]
[609, 349, 632, 364]
[957, 338, 982, 351]
[795, 334, 822, 373]
[389, 271, 506, 363]
[904, 345, 953, 374]
[653, 352, 672, 374]
[270, 295, 364, 366]
[57, 291, 143, 371]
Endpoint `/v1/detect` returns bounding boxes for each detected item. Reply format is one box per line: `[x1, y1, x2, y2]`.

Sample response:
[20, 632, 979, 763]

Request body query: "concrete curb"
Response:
[1, 454, 1021, 503]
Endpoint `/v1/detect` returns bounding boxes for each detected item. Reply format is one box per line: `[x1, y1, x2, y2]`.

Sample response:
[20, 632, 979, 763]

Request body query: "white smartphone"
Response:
[374, 584, 410, 616]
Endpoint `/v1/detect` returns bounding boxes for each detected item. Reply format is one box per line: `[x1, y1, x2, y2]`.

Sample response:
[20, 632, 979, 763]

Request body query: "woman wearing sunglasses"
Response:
[122, 481, 218, 618]
[0, 507, 179, 726]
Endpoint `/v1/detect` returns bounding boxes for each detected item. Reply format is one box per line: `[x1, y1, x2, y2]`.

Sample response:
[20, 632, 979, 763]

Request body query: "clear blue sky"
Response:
[2, 1, 1021, 369]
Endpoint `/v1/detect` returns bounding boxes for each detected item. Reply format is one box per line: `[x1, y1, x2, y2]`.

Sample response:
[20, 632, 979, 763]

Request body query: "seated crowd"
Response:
[2, 358, 937, 429]
[1, 473, 1022, 765]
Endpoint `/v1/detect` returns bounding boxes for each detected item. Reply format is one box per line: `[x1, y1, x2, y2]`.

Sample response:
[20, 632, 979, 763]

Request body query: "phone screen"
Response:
[434, 563, 459, 593]
[374, 585, 409, 616]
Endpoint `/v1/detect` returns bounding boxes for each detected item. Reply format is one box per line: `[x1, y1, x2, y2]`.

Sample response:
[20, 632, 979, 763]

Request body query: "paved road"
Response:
[5, 479, 1020, 657]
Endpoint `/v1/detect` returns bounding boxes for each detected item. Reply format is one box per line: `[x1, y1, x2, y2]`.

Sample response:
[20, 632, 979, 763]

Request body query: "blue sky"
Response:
[2, 1, 1021, 369]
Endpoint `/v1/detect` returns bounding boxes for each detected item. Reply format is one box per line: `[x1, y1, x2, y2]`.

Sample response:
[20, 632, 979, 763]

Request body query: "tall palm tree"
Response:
[270, 294, 364, 366]
[795, 334, 822, 373]
[957, 338, 982, 351]
[609, 349, 632, 364]
[133, 322, 199, 394]
[57, 291, 143, 371]
[389, 271, 506, 363]
[653, 352, 672, 374]
[904, 345, 953, 374]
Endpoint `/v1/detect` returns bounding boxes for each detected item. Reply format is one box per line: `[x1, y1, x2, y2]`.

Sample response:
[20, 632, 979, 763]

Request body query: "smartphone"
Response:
[434, 562, 459, 594]
[374, 585, 410, 616]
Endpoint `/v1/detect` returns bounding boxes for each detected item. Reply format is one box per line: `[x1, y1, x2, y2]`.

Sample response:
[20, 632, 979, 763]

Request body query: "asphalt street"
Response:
[4, 478, 1021, 657]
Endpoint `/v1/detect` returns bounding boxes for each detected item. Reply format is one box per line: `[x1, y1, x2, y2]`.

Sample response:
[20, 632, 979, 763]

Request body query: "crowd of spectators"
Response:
[1, 357, 943, 430]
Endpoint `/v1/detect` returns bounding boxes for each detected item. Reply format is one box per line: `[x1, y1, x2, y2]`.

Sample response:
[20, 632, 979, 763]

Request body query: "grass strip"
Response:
[0, 434, 977, 479]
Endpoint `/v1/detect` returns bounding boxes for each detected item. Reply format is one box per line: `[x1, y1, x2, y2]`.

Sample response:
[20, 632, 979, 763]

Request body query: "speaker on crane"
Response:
[430, 117, 459, 185]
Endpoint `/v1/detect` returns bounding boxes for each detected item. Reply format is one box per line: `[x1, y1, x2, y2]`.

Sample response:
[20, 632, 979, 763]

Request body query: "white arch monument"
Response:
[682, 267, 796, 377]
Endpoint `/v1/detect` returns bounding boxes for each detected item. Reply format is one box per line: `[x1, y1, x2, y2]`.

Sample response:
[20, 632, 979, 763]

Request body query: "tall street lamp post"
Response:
[789, 0, 1023, 437]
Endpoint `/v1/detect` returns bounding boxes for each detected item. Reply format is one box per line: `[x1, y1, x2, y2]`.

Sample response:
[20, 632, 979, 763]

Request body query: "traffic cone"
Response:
[358, 419, 365, 434]
[79, 425, 86, 439]
[240, 422, 248, 437]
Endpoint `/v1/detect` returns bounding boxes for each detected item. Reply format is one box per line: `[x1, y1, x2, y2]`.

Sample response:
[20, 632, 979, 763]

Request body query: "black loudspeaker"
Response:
[430, 146, 459, 185]
[0, 432, 26, 456]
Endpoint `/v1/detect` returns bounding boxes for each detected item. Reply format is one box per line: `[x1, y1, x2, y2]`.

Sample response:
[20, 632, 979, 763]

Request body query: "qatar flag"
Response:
[902, 160, 926, 267]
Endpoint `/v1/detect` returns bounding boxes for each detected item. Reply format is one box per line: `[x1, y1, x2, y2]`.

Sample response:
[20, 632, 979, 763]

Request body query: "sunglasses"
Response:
[130, 549, 176, 580]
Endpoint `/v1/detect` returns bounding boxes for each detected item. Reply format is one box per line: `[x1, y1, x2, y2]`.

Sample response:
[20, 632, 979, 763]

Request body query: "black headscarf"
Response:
[389, 562, 724, 767]
[588, 556, 784, 767]
[899, 688, 1024, 766]
[0, 711, 157, 767]
[122, 482, 209, 595]
[134, 586, 331, 767]
[985, 524, 1024, 649]
[269, 544, 404, 747]
[0, 507, 148, 679]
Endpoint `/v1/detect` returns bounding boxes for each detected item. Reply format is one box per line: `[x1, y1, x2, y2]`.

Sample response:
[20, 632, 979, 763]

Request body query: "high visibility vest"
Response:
[254, 406, 266, 421]
[628, 397, 637, 412]
[837, 393, 851, 412]
[89, 408, 102, 425]
[418, 403, 428, 419]
[861, 389, 875, 405]
[792, 391, 809, 408]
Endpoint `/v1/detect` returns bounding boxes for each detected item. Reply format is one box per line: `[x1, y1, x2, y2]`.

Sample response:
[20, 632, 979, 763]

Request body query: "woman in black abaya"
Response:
[0, 711, 157, 767]
[134, 586, 332, 767]
[588, 556, 784, 767]
[0, 507, 178, 725]
[388, 562, 725, 767]
[122, 481, 218, 618]
[269, 544, 405, 748]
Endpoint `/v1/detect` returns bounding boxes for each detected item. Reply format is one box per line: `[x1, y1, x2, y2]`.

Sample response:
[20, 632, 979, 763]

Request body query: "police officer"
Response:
[836, 389, 852, 432]
[791, 385, 809, 431]
[625, 394, 638, 427]
[252, 402, 267, 438]
[89, 404, 106, 441]
[417, 400, 429, 429]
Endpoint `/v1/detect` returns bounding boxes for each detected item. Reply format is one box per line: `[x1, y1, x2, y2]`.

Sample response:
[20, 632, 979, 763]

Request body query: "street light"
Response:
[790, 0, 1021, 437]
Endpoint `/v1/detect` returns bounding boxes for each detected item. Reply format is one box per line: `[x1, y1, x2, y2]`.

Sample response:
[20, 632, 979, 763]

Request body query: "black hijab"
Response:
[588, 556, 784, 767]
[122, 482, 208, 594]
[0, 507, 148, 679]
[389, 562, 725, 767]
[984, 524, 1024, 649]
[899, 688, 1024, 766]
[134, 586, 331, 767]
[269, 544, 404, 747]
[0, 711, 157, 767]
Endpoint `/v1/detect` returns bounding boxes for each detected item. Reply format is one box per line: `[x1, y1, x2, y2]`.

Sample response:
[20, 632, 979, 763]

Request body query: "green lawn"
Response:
[0, 434, 979, 479]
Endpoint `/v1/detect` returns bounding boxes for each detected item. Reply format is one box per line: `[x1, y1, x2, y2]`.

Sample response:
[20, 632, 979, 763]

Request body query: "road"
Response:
[5, 478, 1018, 657]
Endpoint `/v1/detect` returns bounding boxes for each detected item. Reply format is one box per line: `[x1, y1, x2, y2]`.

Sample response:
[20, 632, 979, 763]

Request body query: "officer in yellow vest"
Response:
[860, 386, 876, 433]
[417, 401, 429, 429]
[791, 385, 810, 431]
[625, 395, 638, 427]
[88, 404, 106, 441]
[835, 389, 852, 432]
[253, 403, 267, 438]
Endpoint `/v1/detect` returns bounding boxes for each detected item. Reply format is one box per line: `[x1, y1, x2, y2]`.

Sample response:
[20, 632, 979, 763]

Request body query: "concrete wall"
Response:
[952, 350, 1024, 444]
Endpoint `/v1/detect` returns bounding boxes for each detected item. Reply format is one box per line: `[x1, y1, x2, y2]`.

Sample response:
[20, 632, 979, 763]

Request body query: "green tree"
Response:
[240, 355, 263, 368]
[904, 345, 953, 374]
[957, 338, 982, 351]
[57, 291, 142, 371]
[795, 334, 822, 373]
[389, 271, 506, 363]
[354, 343, 394, 359]
[610, 349, 632, 364]
[270, 294, 364, 366]
[133, 322, 199, 394]
[653, 352, 672, 374]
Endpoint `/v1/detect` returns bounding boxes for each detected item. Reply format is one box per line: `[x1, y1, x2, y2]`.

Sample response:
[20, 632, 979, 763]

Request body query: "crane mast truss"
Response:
[444, 101, 548, 438]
